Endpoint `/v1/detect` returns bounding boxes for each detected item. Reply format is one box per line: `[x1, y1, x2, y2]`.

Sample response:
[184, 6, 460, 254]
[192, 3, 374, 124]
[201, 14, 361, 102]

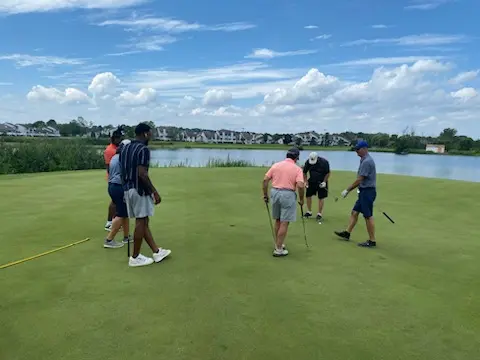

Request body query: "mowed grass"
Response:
[0, 168, 479, 360]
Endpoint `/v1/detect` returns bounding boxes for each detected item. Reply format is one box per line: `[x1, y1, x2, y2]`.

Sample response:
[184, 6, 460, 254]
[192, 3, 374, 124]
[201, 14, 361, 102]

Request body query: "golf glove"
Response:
[320, 182, 326, 188]
[341, 189, 349, 198]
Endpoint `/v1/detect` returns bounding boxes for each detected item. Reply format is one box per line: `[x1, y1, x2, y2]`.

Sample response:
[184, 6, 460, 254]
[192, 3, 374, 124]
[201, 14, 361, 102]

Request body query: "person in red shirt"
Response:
[104, 129, 123, 231]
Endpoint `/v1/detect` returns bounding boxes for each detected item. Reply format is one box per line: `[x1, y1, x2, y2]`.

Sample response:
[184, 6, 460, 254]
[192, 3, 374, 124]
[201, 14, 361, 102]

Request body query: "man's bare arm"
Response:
[262, 176, 270, 198]
[347, 175, 363, 192]
[138, 165, 158, 194]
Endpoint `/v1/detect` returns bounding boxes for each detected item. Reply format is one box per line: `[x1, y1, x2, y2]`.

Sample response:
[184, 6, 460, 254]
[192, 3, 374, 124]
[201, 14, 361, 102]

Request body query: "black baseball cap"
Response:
[286, 147, 300, 158]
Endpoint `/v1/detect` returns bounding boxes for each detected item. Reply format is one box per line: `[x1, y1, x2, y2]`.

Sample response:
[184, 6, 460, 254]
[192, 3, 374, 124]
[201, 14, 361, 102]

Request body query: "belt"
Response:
[273, 187, 295, 192]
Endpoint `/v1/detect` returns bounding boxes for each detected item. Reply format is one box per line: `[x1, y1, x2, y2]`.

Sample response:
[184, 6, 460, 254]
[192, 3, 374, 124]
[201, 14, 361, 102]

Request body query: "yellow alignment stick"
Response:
[0, 238, 90, 270]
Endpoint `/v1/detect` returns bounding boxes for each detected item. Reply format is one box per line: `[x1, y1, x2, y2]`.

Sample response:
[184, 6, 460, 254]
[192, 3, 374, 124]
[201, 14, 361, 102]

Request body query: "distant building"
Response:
[425, 144, 446, 153]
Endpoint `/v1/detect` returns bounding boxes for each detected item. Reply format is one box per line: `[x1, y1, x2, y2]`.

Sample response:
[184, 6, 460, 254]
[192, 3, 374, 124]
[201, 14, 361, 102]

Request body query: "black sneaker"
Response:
[316, 214, 323, 222]
[358, 240, 376, 248]
[334, 230, 350, 241]
[303, 212, 312, 218]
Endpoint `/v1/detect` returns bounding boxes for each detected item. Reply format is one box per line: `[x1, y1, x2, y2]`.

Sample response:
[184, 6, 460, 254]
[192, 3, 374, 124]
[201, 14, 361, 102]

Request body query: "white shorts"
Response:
[124, 188, 154, 219]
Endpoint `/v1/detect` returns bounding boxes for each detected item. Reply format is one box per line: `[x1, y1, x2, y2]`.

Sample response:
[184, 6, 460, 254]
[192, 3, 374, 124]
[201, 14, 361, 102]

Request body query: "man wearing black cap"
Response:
[263, 147, 305, 257]
[120, 122, 172, 267]
[334, 140, 377, 247]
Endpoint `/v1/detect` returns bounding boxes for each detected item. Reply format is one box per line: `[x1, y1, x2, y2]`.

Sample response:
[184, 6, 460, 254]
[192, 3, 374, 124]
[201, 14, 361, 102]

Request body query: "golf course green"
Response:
[0, 168, 479, 360]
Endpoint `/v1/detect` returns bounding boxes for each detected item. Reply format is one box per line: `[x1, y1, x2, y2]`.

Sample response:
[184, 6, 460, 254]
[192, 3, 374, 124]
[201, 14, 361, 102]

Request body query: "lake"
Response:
[150, 148, 480, 182]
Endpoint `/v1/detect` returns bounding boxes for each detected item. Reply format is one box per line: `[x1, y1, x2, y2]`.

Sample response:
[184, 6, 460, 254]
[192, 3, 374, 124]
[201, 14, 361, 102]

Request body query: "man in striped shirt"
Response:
[119, 122, 171, 267]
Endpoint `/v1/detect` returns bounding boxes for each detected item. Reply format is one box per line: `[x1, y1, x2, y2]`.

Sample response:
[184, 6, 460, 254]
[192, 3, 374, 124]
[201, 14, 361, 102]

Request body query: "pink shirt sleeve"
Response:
[265, 164, 275, 178]
[295, 167, 304, 184]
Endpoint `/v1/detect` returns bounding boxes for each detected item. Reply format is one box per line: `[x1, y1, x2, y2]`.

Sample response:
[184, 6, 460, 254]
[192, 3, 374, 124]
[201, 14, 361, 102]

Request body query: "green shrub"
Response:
[0, 139, 104, 174]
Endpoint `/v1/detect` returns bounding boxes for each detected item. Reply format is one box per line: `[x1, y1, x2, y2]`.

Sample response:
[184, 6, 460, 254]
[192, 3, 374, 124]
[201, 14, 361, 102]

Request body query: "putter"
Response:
[299, 204, 310, 249]
[265, 201, 276, 247]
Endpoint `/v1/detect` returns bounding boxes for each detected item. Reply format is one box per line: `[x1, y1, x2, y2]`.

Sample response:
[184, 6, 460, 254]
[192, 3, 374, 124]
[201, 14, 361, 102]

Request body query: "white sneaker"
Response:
[153, 249, 172, 263]
[273, 248, 289, 257]
[128, 254, 154, 267]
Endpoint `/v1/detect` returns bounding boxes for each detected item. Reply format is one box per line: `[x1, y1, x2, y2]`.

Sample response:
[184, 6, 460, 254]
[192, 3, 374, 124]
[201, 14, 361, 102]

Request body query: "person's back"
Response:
[358, 153, 376, 189]
[120, 140, 151, 196]
[108, 154, 122, 185]
[268, 158, 303, 191]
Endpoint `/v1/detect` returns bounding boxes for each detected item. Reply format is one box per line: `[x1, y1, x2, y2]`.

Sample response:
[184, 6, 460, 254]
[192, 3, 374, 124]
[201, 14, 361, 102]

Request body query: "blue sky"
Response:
[0, 0, 479, 137]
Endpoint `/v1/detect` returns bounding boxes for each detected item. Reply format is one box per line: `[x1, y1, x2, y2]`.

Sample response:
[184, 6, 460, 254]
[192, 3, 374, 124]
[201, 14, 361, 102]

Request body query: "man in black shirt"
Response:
[303, 152, 330, 222]
[120, 122, 171, 267]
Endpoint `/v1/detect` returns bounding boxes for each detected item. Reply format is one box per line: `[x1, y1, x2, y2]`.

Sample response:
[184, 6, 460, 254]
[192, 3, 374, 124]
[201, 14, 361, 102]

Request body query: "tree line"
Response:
[15, 118, 480, 154]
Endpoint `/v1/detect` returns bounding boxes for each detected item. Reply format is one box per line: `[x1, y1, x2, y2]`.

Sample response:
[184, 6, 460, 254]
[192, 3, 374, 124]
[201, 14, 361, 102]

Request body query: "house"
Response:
[238, 132, 254, 144]
[329, 134, 350, 146]
[253, 133, 273, 144]
[425, 144, 446, 153]
[196, 130, 219, 143]
[217, 129, 237, 144]
[155, 127, 170, 141]
[294, 131, 321, 145]
[180, 130, 198, 142]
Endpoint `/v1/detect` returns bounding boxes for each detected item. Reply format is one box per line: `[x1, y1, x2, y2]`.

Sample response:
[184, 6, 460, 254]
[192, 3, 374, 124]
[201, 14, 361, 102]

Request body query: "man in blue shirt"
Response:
[120, 123, 172, 267]
[334, 140, 377, 248]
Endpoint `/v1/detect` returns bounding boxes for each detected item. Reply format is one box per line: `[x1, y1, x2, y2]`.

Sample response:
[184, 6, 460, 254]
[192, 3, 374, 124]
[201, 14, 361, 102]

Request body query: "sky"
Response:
[0, 0, 479, 137]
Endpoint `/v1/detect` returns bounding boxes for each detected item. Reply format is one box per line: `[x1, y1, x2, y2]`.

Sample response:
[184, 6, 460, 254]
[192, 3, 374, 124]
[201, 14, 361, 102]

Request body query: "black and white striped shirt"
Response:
[119, 140, 151, 196]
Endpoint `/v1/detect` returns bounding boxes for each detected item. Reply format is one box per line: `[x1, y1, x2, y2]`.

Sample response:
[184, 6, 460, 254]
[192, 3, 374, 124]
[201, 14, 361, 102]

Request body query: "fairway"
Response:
[0, 168, 479, 360]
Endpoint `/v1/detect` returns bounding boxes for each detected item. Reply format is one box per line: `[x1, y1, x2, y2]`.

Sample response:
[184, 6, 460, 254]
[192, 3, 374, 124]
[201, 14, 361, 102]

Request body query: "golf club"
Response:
[299, 204, 310, 249]
[127, 235, 130, 258]
[264, 201, 276, 247]
[337, 189, 395, 224]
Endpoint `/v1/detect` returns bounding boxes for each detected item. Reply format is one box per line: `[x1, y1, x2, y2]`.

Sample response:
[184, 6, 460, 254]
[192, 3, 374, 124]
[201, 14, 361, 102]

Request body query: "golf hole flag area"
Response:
[0, 168, 479, 360]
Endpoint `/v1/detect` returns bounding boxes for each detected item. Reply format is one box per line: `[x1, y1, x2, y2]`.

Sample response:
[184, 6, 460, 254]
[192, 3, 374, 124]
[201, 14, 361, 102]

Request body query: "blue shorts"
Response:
[108, 183, 128, 218]
[352, 188, 376, 218]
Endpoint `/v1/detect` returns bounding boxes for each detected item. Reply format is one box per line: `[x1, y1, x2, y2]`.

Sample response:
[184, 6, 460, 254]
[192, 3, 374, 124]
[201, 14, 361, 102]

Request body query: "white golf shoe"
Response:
[128, 254, 154, 267]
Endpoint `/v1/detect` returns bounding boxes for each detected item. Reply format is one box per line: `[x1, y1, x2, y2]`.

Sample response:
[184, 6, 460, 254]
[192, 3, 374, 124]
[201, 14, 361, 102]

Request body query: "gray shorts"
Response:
[124, 188, 154, 219]
[271, 188, 297, 222]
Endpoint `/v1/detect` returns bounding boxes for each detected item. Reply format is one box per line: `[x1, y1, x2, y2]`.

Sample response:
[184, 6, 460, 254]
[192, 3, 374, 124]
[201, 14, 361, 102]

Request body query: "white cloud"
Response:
[88, 72, 121, 95]
[97, 16, 255, 33]
[127, 62, 305, 99]
[449, 70, 479, 85]
[10, 59, 480, 137]
[202, 89, 232, 106]
[311, 34, 332, 40]
[371, 24, 390, 29]
[451, 88, 478, 102]
[117, 88, 157, 106]
[405, 0, 454, 10]
[330, 56, 447, 67]
[304, 25, 318, 29]
[245, 48, 317, 59]
[0, 53, 85, 68]
[27, 85, 91, 104]
[107, 35, 178, 55]
[343, 33, 467, 47]
[0, 0, 146, 14]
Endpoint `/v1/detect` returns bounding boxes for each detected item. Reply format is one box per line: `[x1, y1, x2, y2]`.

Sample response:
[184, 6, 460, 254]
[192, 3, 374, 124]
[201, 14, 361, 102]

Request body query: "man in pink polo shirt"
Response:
[262, 147, 305, 257]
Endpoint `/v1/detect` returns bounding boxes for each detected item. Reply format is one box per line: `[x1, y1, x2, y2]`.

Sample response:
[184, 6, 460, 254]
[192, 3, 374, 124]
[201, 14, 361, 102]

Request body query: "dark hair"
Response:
[135, 123, 152, 135]
[286, 147, 300, 160]
[111, 129, 122, 139]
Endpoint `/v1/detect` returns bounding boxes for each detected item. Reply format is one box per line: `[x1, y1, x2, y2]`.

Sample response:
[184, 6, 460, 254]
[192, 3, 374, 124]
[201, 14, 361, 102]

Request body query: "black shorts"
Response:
[306, 182, 328, 199]
[108, 183, 128, 218]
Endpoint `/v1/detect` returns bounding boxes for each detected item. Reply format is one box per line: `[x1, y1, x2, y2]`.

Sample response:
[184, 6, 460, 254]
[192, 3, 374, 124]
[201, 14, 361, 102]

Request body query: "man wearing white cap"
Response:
[302, 152, 330, 222]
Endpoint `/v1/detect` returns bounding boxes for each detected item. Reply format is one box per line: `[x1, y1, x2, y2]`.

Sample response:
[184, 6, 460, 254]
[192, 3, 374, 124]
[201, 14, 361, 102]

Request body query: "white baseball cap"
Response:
[308, 152, 318, 164]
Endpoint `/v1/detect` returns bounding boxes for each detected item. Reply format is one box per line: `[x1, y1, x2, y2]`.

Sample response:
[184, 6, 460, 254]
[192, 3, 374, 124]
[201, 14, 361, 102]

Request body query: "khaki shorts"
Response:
[124, 188, 154, 219]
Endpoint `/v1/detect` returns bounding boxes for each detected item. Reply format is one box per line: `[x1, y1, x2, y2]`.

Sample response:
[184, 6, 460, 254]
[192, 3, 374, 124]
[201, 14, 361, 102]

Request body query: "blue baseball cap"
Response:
[354, 140, 368, 150]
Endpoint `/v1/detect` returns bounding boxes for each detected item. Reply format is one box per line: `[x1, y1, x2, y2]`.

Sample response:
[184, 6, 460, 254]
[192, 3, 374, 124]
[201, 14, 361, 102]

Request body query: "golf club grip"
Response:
[382, 212, 395, 224]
